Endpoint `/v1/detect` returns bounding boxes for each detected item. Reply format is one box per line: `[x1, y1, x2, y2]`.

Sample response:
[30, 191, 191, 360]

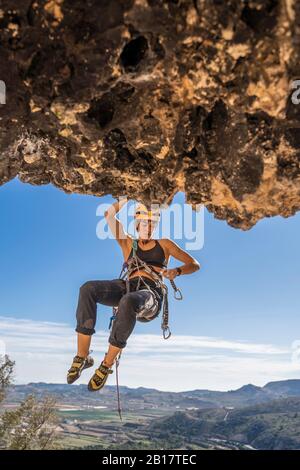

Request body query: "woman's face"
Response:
[137, 219, 157, 239]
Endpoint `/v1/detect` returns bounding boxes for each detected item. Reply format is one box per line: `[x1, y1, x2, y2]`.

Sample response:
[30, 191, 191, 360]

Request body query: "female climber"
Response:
[67, 199, 200, 391]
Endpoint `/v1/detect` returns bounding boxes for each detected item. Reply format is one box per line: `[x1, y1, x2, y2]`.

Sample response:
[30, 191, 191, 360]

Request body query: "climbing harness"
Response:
[108, 237, 183, 420]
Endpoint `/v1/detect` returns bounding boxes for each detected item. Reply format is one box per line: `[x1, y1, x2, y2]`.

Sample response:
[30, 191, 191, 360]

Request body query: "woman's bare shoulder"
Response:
[158, 238, 171, 246]
[158, 238, 171, 255]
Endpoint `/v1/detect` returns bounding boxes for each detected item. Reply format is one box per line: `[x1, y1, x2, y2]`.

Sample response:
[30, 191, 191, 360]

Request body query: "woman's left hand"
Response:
[162, 268, 178, 280]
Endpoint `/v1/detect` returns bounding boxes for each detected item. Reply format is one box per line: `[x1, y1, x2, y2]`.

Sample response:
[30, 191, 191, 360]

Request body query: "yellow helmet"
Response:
[134, 203, 160, 222]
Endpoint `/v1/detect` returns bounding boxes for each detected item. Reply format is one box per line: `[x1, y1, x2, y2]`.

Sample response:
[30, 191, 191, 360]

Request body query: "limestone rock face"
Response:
[0, 0, 299, 229]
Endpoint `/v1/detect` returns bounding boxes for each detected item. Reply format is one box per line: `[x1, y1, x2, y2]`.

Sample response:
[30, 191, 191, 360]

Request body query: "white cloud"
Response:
[0, 316, 299, 392]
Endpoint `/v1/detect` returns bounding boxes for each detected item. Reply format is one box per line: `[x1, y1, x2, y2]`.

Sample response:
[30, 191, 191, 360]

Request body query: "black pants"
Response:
[75, 277, 163, 349]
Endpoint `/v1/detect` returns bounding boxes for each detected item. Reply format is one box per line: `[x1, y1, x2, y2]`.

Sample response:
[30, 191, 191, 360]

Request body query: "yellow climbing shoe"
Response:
[88, 360, 113, 392]
[67, 355, 94, 384]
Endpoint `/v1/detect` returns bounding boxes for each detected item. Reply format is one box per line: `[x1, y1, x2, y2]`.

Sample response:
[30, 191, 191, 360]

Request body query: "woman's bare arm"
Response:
[104, 198, 130, 246]
[162, 239, 200, 279]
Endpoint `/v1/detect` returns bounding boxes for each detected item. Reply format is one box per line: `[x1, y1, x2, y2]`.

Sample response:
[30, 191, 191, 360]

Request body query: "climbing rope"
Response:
[115, 350, 123, 421]
[108, 237, 183, 420]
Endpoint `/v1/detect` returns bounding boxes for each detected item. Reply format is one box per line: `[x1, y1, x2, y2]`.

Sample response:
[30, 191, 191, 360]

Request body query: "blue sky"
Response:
[0, 178, 300, 390]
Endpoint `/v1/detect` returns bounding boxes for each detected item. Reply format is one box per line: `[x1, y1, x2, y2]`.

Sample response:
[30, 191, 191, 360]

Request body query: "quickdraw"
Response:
[108, 237, 183, 420]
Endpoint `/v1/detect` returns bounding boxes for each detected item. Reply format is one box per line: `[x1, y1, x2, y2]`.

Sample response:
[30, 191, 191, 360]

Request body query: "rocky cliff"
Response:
[0, 0, 299, 228]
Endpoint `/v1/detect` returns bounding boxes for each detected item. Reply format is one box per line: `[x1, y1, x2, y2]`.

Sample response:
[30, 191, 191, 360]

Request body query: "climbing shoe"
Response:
[88, 359, 114, 392]
[67, 354, 94, 384]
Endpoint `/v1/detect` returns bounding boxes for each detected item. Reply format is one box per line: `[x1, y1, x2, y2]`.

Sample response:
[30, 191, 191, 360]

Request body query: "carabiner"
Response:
[170, 279, 183, 300]
[174, 288, 183, 300]
[163, 326, 171, 340]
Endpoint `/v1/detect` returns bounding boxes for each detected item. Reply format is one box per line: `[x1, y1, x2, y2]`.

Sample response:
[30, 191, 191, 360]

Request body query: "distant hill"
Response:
[264, 379, 300, 396]
[6, 379, 300, 411]
[173, 379, 300, 407]
[146, 397, 300, 450]
[5, 380, 300, 450]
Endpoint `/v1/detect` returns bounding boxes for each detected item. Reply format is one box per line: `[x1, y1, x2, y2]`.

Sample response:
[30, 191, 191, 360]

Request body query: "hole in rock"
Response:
[88, 93, 115, 128]
[120, 36, 149, 70]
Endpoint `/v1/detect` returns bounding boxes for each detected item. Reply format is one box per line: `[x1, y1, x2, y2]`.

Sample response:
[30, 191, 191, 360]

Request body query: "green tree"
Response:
[0, 354, 14, 403]
[0, 355, 59, 450]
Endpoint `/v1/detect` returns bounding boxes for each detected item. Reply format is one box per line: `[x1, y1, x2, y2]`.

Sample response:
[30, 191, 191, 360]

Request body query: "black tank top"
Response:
[127, 239, 167, 269]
